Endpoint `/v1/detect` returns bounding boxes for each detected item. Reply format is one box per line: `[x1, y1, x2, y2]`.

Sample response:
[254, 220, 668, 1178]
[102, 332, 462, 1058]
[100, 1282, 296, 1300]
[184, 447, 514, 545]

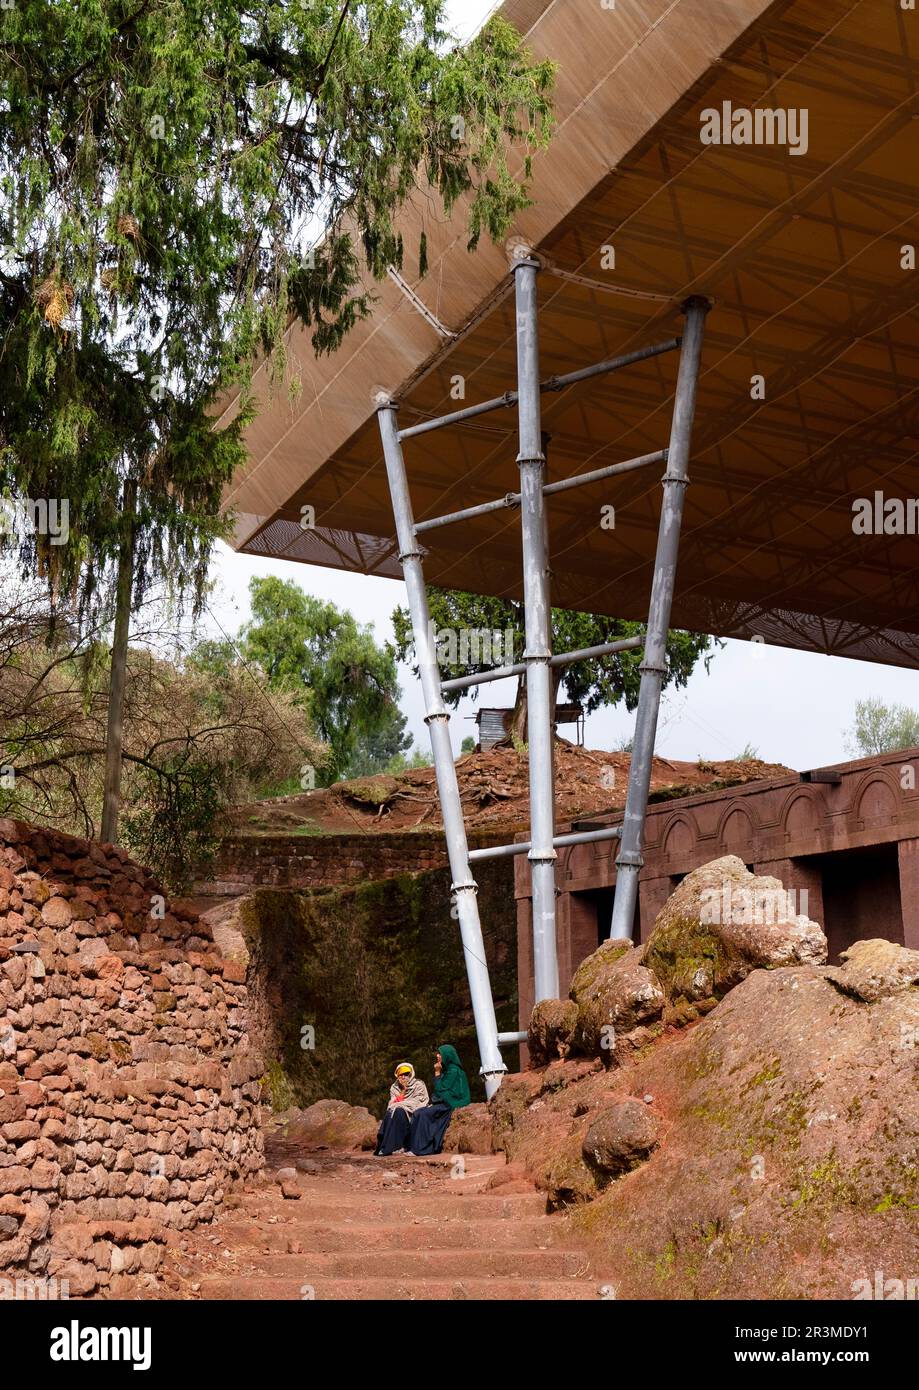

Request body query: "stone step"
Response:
[194, 1275, 601, 1301]
[214, 1217, 563, 1252]
[210, 1248, 591, 1279]
[238, 1191, 547, 1221]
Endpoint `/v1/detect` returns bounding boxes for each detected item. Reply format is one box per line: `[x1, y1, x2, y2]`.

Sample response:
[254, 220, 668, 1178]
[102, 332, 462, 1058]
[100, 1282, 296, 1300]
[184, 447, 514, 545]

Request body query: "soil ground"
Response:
[231, 743, 792, 838]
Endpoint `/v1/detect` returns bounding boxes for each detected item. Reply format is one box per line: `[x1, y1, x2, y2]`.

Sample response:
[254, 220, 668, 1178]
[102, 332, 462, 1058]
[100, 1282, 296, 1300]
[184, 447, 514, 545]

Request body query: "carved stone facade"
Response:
[514, 750, 919, 1030]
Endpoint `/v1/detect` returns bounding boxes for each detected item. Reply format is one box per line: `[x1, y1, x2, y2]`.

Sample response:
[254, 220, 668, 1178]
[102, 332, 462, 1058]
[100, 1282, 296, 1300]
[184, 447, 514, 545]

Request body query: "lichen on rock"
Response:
[641, 855, 826, 1017]
[825, 937, 919, 1002]
[569, 941, 665, 1056]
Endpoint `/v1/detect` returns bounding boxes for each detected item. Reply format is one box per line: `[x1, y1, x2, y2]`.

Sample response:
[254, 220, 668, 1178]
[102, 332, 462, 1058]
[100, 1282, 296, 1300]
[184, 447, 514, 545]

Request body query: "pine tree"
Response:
[0, 0, 553, 835]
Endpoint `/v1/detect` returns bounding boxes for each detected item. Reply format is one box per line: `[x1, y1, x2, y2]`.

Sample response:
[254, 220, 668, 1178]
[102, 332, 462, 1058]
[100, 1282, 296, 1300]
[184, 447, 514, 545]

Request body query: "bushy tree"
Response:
[239, 575, 409, 782]
[0, 0, 554, 833]
[393, 588, 716, 742]
[0, 580, 321, 884]
[846, 697, 919, 756]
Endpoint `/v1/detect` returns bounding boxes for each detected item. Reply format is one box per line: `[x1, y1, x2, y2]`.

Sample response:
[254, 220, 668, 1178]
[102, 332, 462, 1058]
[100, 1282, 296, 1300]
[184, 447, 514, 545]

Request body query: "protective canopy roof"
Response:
[221, 0, 919, 668]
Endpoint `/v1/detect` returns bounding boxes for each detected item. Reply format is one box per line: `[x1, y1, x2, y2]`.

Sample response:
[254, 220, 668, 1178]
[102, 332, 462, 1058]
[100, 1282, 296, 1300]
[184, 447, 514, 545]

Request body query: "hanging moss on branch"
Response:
[0, 1, 554, 620]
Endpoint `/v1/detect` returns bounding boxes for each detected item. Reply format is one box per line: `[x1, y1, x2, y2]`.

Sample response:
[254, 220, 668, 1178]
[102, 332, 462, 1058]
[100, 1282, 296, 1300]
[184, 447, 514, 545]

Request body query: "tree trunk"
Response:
[100, 481, 137, 844]
[503, 668, 564, 746]
[506, 675, 528, 745]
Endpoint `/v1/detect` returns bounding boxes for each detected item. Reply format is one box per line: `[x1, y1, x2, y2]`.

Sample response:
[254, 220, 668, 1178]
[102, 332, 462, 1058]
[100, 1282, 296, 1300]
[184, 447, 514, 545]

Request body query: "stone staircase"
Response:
[166, 1152, 601, 1301]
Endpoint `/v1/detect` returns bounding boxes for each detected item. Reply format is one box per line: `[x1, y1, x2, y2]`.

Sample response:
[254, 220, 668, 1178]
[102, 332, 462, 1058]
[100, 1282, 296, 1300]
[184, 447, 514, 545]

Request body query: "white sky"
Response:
[206, 0, 919, 772]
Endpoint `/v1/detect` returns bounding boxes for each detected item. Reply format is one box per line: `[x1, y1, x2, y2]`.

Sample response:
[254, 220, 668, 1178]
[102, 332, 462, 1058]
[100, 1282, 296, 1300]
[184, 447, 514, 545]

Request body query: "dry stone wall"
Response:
[0, 819, 263, 1297]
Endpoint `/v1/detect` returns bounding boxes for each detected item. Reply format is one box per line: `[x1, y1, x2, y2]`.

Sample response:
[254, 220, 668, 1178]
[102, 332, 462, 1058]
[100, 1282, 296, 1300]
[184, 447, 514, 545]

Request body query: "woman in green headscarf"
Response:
[408, 1044, 471, 1155]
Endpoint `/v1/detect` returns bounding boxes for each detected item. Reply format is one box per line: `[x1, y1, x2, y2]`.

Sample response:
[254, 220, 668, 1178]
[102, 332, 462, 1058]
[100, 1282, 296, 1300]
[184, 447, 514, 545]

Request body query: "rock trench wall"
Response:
[0, 819, 263, 1297]
[215, 856, 518, 1115]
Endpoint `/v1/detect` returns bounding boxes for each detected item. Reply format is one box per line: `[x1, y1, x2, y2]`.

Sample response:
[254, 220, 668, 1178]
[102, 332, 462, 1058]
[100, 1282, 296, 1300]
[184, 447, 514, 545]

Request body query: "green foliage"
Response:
[460, 735, 476, 755]
[0, 1, 553, 616]
[239, 575, 405, 782]
[121, 755, 224, 890]
[382, 747, 433, 774]
[393, 587, 718, 723]
[846, 697, 919, 756]
[734, 743, 760, 760]
[0, 582, 322, 885]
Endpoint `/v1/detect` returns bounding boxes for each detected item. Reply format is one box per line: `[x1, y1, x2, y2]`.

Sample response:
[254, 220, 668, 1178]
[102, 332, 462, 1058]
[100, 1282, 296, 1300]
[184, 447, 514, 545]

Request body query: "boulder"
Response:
[568, 940, 665, 1055]
[582, 1098, 660, 1175]
[642, 855, 825, 1015]
[442, 1103, 494, 1154]
[825, 937, 919, 1002]
[527, 998, 578, 1065]
[275, 1099, 378, 1151]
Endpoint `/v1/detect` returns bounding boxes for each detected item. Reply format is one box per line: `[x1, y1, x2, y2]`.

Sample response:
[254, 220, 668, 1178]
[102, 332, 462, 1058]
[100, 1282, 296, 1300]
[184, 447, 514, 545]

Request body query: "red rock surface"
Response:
[492, 946, 919, 1298]
[152, 1150, 605, 1301]
[229, 744, 792, 836]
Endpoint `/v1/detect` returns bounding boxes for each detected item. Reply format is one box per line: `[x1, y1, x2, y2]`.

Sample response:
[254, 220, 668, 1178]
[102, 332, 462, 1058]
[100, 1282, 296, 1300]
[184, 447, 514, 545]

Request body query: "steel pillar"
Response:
[610, 295, 710, 940]
[377, 403, 507, 1095]
[513, 253, 559, 1001]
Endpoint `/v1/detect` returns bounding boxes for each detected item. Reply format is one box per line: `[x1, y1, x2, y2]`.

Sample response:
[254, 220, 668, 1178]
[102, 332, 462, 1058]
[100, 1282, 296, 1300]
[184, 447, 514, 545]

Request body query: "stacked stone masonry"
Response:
[200, 829, 502, 895]
[0, 818, 263, 1298]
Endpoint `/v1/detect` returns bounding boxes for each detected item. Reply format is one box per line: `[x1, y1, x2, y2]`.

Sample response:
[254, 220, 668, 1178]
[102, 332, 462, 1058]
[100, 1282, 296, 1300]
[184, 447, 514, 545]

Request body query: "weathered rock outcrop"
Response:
[641, 855, 826, 1020]
[527, 998, 578, 1065]
[269, 1099, 378, 1152]
[0, 819, 263, 1297]
[825, 937, 919, 1002]
[495, 938, 919, 1299]
[569, 941, 665, 1056]
[582, 1098, 660, 1176]
[527, 857, 826, 1063]
[442, 1102, 493, 1154]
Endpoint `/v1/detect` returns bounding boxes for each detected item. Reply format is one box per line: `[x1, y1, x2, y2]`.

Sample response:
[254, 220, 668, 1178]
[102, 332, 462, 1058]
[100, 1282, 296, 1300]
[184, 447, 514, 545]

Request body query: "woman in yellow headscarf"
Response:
[374, 1062, 430, 1156]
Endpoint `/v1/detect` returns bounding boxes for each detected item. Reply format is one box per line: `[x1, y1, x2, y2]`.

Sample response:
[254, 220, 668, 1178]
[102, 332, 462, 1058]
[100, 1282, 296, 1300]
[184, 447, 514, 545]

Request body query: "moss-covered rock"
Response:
[642, 855, 826, 1016]
[582, 1098, 660, 1176]
[568, 941, 664, 1056]
[527, 998, 578, 1065]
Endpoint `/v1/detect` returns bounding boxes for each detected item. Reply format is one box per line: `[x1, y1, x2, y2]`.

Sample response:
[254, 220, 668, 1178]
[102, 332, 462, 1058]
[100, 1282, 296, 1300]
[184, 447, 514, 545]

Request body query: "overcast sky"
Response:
[207, 0, 919, 773]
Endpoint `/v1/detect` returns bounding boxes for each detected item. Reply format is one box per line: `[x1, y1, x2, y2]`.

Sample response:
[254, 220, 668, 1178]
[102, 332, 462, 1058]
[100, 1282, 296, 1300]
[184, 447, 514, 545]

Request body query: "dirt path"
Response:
[158, 1150, 604, 1301]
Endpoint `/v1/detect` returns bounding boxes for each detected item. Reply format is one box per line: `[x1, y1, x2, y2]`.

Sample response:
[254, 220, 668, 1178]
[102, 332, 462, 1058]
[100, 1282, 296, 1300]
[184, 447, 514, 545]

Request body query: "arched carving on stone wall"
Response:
[716, 803, 754, 856]
[663, 816, 695, 858]
[781, 790, 820, 839]
[854, 773, 899, 829]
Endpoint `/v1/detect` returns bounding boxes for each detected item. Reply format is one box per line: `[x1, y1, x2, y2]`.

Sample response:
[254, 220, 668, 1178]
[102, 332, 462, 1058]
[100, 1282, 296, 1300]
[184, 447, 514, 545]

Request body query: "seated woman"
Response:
[375, 1063, 429, 1156]
[408, 1044, 471, 1156]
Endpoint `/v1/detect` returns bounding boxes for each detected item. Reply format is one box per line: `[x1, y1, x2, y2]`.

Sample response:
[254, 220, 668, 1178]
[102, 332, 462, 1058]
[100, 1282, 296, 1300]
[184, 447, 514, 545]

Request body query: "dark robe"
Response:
[375, 1105, 411, 1155]
[409, 1045, 471, 1155]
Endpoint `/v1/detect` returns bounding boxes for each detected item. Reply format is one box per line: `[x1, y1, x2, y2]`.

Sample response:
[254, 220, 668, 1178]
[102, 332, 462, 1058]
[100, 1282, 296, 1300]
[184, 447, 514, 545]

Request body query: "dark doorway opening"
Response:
[811, 844, 903, 963]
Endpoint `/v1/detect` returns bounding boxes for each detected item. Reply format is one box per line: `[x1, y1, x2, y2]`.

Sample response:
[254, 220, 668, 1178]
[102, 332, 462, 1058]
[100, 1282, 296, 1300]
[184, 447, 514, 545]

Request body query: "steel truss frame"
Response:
[376, 248, 709, 1095]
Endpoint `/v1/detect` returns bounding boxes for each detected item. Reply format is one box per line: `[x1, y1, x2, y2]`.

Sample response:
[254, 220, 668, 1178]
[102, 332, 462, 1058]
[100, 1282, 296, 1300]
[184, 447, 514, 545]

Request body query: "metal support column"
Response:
[377, 403, 507, 1094]
[512, 252, 559, 1001]
[610, 296, 711, 940]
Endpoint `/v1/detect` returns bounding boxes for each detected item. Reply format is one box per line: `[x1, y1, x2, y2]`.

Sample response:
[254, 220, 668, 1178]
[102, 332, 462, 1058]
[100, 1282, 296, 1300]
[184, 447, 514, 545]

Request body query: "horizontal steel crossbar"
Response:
[441, 634, 643, 693]
[414, 449, 666, 535]
[468, 823, 622, 863]
[398, 338, 681, 441]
